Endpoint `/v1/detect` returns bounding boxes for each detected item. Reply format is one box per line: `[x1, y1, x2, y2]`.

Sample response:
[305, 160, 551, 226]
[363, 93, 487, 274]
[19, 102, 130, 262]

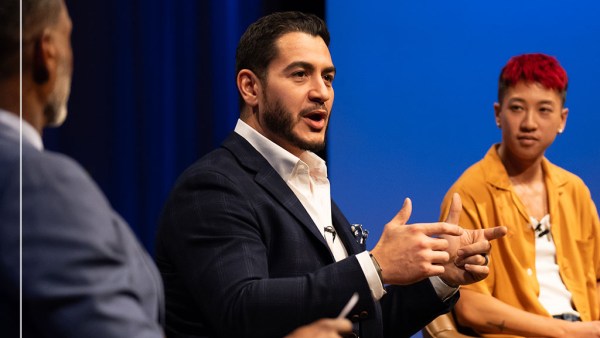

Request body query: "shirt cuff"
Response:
[356, 251, 387, 300]
[429, 276, 460, 302]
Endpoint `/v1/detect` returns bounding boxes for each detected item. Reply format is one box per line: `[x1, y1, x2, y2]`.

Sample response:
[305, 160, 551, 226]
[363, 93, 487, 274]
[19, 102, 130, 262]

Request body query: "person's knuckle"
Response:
[437, 238, 449, 249]
[407, 225, 420, 234]
[415, 241, 429, 251]
[418, 262, 429, 274]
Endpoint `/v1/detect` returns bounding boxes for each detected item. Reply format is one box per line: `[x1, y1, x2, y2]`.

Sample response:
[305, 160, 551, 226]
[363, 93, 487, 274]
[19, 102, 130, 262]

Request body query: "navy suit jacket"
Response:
[156, 132, 456, 338]
[0, 123, 165, 337]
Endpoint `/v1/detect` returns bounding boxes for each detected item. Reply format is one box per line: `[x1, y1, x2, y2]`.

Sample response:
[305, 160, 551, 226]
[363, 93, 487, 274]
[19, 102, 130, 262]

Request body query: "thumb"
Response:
[391, 198, 412, 225]
[444, 193, 462, 225]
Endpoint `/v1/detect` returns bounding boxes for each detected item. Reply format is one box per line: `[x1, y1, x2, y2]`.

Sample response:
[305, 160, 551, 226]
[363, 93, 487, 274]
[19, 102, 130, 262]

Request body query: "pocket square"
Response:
[350, 224, 369, 245]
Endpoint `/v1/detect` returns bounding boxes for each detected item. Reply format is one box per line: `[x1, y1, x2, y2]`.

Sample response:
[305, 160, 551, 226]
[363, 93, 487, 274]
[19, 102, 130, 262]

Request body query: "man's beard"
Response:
[262, 94, 327, 153]
[44, 61, 72, 127]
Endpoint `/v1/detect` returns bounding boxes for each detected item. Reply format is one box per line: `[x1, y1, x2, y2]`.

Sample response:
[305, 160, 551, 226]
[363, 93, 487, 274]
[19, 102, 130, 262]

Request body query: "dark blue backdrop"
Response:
[44, 0, 323, 254]
[41, 3, 599, 338]
[45, 0, 600, 264]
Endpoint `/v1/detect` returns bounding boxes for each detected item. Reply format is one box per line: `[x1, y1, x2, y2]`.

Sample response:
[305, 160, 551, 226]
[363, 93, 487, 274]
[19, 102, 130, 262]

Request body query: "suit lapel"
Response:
[222, 133, 330, 250]
[255, 170, 330, 249]
[332, 201, 365, 254]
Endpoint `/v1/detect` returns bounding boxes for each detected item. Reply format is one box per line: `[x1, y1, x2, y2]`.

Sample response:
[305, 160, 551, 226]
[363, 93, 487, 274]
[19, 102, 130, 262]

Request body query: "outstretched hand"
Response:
[439, 193, 508, 286]
[370, 197, 464, 285]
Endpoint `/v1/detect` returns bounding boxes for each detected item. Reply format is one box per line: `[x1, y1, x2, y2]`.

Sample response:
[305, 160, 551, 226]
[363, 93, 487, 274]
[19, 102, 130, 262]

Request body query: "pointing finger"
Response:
[483, 226, 508, 241]
[417, 222, 463, 237]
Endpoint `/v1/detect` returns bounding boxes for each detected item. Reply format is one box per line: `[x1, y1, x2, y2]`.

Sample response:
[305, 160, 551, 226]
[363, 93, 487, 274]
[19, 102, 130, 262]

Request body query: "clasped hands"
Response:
[370, 193, 507, 287]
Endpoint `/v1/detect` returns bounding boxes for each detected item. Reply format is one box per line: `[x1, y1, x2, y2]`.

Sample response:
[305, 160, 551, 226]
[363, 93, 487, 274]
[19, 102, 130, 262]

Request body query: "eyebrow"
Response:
[283, 61, 336, 75]
[507, 98, 525, 104]
[507, 98, 556, 106]
[537, 100, 556, 105]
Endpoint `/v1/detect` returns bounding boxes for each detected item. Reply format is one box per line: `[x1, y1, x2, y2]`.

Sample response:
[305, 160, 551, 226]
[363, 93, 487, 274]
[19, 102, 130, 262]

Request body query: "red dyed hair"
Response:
[498, 53, 568, 104]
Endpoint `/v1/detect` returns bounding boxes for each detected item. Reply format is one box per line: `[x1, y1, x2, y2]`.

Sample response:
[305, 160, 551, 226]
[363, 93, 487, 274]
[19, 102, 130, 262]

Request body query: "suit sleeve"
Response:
[160, 164, 461, 338]
[159, 169, 377, 338]
[381, 281, 458, 337]
[21, 153, 163, 338]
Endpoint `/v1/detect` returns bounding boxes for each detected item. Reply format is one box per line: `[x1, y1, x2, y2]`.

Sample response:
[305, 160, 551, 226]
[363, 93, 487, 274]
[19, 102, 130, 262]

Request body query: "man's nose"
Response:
[308, 77, 331, 104]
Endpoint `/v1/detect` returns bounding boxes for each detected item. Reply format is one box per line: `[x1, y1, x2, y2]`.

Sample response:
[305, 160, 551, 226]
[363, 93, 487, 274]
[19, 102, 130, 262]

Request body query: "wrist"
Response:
[553, 319, 572, 338]
[439, 277, 459, 288]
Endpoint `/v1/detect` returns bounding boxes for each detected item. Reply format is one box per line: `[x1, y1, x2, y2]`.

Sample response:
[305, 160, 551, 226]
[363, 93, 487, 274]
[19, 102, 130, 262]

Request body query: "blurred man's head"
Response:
[0, 0, 73, 132]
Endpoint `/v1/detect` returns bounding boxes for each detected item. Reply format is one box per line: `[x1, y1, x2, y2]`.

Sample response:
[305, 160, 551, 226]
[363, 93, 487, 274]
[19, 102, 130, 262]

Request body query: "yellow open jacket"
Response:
[440, 144, 600, 337]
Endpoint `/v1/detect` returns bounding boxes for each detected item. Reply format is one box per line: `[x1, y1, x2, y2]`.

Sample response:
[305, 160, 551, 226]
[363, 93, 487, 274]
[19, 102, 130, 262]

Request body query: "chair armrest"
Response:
[422, 313, 479, 338]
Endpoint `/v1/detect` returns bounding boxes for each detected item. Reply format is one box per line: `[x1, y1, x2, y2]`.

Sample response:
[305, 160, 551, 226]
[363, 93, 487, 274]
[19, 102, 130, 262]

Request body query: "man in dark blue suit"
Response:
[156, 11, 506, 338]
[0, 1, 165, 336]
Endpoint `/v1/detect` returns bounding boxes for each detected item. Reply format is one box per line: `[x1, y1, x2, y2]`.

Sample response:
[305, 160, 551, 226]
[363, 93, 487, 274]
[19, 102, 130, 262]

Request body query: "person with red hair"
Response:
[439, 53, 600, 337]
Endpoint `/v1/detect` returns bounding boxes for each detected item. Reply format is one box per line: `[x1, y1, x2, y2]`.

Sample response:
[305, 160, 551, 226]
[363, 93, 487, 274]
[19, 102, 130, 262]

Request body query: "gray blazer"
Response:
[0, 124, 165, 337]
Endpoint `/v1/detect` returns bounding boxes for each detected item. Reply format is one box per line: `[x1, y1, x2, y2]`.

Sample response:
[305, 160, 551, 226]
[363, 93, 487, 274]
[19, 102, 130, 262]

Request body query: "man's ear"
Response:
[493, 102, 501, 127]
[559, 107, 569, 134]
[237, 69, 261, 108]
[32, 29, 56, 84]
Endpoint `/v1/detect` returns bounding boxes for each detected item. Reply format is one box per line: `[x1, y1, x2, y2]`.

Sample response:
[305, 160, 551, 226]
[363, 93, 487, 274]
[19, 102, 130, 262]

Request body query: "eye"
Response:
[509, 104, 524, 112]
[539, 106, 553, 114]
[292, 71, 307, 78]
[323, 74, 335, 84]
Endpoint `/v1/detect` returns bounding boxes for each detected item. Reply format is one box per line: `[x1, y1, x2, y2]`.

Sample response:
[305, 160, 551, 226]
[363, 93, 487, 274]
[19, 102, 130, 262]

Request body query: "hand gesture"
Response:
[370, 197, 463, 285]
[439, 193, 507, 286]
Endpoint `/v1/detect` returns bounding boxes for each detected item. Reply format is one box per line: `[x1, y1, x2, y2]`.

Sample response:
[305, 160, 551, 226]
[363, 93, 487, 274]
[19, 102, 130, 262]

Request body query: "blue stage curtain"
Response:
[44, 0, 323, 254]
[43, 0, 262, 254]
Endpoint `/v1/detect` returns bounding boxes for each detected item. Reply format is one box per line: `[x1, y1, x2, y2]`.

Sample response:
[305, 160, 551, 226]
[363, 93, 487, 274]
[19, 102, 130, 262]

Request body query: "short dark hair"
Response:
[235, 11, 330, 108]
[0, 0, 63, 79]
[498, 53, 568, 105]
